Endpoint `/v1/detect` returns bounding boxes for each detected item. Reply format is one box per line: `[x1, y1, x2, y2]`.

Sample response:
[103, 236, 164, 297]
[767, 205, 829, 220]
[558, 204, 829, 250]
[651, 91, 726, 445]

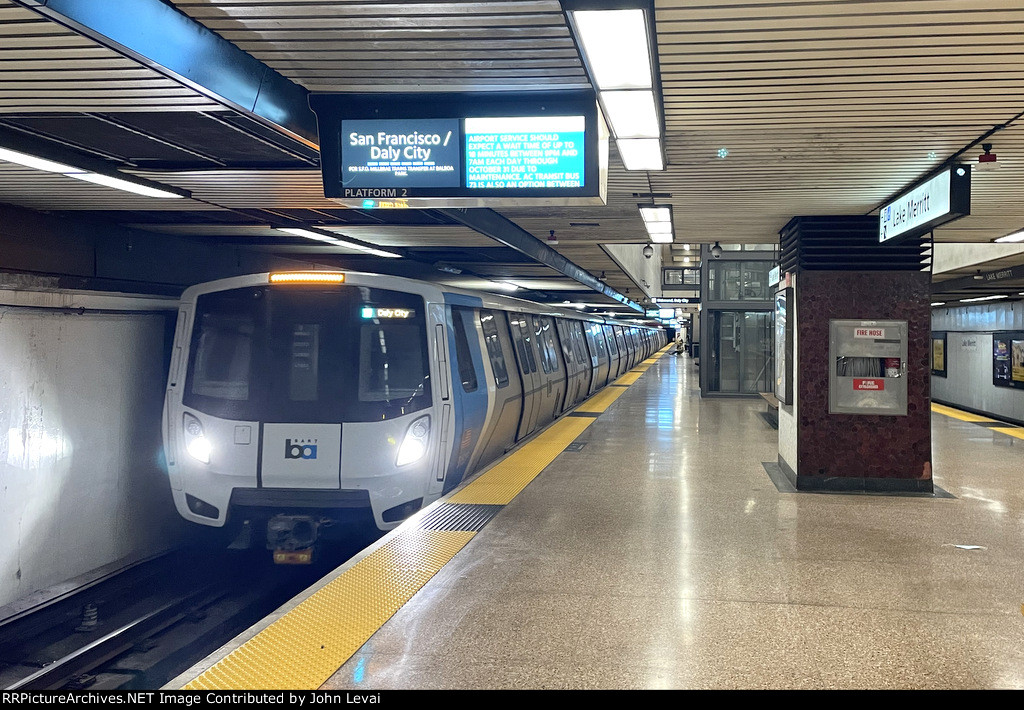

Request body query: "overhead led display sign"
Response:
[464, 116, 585, 190]
[310, 91, 608, 208]
[879, 167, 970, 244]
[342, 119, 460, 188]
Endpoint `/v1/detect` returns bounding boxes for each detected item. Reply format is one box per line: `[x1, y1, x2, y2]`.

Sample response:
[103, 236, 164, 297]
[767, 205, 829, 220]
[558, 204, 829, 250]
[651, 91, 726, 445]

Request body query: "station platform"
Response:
[171, 348, 1024, 690]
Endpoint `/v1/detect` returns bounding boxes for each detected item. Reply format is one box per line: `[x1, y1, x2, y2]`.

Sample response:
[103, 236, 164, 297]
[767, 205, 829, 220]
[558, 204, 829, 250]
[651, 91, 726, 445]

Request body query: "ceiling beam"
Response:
[437, 207, 643, 312]
[13, 0, 319, 148]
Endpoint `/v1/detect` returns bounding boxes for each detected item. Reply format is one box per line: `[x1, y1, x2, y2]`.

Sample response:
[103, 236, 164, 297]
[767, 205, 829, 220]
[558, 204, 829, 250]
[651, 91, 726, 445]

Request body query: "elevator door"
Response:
[710, 311, 772, 393]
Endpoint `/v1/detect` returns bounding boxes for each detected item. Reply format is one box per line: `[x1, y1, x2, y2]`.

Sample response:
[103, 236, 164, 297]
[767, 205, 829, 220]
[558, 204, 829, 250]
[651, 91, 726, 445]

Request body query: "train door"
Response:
[571, 321, 592, 403]
[585, 322, 610, 392]
[615, 326, 630, 371]
[602, 325, 621, 379]
[555, 319, 583, 410]
[533, 315, 566, 424]
[470, 309, 523, 468]
[441, 303, 488, 493]
[508, 312, 541, 440]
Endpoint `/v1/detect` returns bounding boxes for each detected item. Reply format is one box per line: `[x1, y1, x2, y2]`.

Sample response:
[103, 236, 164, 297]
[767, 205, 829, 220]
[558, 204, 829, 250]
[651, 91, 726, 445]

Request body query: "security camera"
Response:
[711, 241, 723, 258]
[643, 244, 654, 259]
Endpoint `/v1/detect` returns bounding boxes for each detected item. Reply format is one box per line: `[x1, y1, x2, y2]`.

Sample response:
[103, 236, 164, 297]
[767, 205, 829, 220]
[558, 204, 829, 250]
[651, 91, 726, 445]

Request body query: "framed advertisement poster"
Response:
[931, 332, 946, 377]
[774, 288, 793, 404]
[992, 332, 1024, 389]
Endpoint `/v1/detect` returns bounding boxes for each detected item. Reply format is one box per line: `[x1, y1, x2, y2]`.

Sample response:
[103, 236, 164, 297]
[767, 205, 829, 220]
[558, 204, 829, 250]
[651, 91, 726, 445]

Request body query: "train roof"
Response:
[179, 270, 664, 329]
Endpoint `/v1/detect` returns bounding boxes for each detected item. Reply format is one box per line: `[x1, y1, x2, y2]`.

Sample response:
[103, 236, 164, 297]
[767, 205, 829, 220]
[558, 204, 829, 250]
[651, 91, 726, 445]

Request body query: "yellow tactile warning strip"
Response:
[614, 371, 643, 386]
[448, 415, 596, 505]
[184, 528, 475, 690]
[931, 402, 995, 423]
[182, 345, 670, 689]
[931, 402, 1024, 439]
[574, 383, 629, 413]
[993, 427, 1024, 441]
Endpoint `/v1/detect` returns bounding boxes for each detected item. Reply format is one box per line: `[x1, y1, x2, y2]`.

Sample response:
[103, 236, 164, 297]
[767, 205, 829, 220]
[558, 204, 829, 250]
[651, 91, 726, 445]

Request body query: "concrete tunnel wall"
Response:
[0, 298, 185, 608]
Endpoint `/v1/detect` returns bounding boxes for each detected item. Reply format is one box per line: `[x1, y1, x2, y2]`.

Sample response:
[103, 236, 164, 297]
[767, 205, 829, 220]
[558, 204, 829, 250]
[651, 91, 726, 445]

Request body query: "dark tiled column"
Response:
[777, 217, 932, 493]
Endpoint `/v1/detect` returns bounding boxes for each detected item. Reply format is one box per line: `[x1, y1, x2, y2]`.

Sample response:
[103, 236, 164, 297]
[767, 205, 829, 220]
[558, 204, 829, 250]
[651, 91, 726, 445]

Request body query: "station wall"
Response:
[0, 295, 185, 608]
[931, 301, 1024, 425]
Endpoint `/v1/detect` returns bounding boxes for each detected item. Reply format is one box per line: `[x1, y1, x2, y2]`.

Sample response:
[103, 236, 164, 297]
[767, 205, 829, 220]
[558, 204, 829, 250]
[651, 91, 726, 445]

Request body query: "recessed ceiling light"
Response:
[994, 230, 1024, 243]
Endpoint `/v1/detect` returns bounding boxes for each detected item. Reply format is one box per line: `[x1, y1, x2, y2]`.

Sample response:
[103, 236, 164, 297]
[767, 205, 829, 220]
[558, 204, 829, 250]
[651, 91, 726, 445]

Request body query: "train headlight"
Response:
[396, 415, 430, 467]
[183, 412, 211, 464]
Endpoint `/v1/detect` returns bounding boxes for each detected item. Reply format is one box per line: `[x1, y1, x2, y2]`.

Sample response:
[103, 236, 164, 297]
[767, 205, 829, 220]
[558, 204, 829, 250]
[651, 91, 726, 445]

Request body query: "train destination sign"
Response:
[310, 91, 607, 208]
[878, 166, 970, 244]
[342, 119, 460, 189]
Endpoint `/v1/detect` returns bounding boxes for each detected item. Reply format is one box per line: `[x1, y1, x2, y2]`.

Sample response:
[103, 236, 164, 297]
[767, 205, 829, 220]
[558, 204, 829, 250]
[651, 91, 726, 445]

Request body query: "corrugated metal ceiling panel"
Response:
[0, 0, 223, 112]
[172, 0, 588, 91]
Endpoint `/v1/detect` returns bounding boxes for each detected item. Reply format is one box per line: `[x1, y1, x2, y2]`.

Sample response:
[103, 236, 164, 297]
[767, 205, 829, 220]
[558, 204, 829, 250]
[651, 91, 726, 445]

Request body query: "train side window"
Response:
[531, 315, 552, 373]
[590, 323, 607, 360]
[451, 307, 479, 393]
[603, 325, 618, 356]
[572, 322, 588, 363]
[479, 310, 509, 388]
[556, 319, 574, 364]
[509, 314, 536, 374]
[541, 316, 560, 372]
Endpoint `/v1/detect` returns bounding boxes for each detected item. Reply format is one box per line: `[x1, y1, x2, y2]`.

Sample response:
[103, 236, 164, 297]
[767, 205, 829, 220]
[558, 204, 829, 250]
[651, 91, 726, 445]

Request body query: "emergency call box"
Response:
[828, 320, 908, 416]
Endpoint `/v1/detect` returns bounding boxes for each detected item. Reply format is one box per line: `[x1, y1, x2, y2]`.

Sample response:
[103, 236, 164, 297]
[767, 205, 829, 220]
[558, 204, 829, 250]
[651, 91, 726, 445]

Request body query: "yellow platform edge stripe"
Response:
[183, 347, 665, 689]
[448, 415, 596, 505]
[993, 427, 1024, 441]
[930, 402, 996, 423]
[614, 371, 643, 386]
[184, 528, 476, 690]
[574, 383, 629, 413]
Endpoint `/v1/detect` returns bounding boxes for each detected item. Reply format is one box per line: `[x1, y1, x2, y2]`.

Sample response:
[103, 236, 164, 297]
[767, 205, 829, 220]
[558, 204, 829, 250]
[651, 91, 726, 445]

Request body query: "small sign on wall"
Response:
[854, 378, 885, 391]
[854, 327, 886, 339]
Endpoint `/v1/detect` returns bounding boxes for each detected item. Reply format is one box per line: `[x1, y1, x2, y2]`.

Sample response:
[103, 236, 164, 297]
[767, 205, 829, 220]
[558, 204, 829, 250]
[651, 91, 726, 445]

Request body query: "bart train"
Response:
[162, 271, 666, 555]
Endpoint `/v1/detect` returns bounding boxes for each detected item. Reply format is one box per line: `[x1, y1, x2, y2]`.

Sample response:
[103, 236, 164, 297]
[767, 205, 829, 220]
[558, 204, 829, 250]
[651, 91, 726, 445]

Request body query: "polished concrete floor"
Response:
[323, 353, 1024, 690]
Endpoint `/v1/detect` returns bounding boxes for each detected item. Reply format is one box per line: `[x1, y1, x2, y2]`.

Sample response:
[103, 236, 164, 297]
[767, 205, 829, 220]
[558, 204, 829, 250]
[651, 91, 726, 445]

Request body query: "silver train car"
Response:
[162, 271, 666, 557]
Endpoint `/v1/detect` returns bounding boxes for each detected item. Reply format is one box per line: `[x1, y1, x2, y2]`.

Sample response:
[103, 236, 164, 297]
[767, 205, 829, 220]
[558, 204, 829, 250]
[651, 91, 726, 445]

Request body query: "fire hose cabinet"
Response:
[828, 319, 908, 416]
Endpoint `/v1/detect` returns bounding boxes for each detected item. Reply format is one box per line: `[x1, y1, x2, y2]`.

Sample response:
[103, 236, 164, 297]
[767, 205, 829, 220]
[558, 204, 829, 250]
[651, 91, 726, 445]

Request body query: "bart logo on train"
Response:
[285, 439, 318, 460]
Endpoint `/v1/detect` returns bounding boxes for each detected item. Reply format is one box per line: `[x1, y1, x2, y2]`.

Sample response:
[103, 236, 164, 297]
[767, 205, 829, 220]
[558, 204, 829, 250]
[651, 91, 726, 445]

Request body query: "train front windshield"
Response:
[184, 285, 431, 422]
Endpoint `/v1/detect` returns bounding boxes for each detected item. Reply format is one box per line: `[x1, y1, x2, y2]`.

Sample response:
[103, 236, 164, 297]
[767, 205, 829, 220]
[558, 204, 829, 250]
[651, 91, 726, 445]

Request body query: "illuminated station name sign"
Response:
[310, 92, 606, 208]
[878, 167, 970, 244]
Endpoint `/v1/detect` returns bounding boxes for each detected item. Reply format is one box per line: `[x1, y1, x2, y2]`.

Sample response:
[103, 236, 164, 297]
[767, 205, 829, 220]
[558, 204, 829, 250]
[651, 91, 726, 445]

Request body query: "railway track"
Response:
[0, 541, 370, 690]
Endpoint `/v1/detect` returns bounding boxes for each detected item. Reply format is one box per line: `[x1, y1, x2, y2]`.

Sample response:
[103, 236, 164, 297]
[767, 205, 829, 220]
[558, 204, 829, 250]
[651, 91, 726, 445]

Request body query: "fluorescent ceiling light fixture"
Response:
[601, 90, 660, 139]
[0, 146, 79, 173]
[276, 227, 401, 258]
[639, 206, 671, 223]
[277, 227, 341, 243]
[959, 294, 1007, 303]
[994, 230, 1024, 243]
[930, 302, 945, 306]
[342, 243, 402, 258]
[573, 9, 652, 90]
[68, 171, 185, 199]
[650, 233, 673, 244]
[617, 139, 663, 171]
[0, 146, 185, 198]
[645, 221, 673, 235]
